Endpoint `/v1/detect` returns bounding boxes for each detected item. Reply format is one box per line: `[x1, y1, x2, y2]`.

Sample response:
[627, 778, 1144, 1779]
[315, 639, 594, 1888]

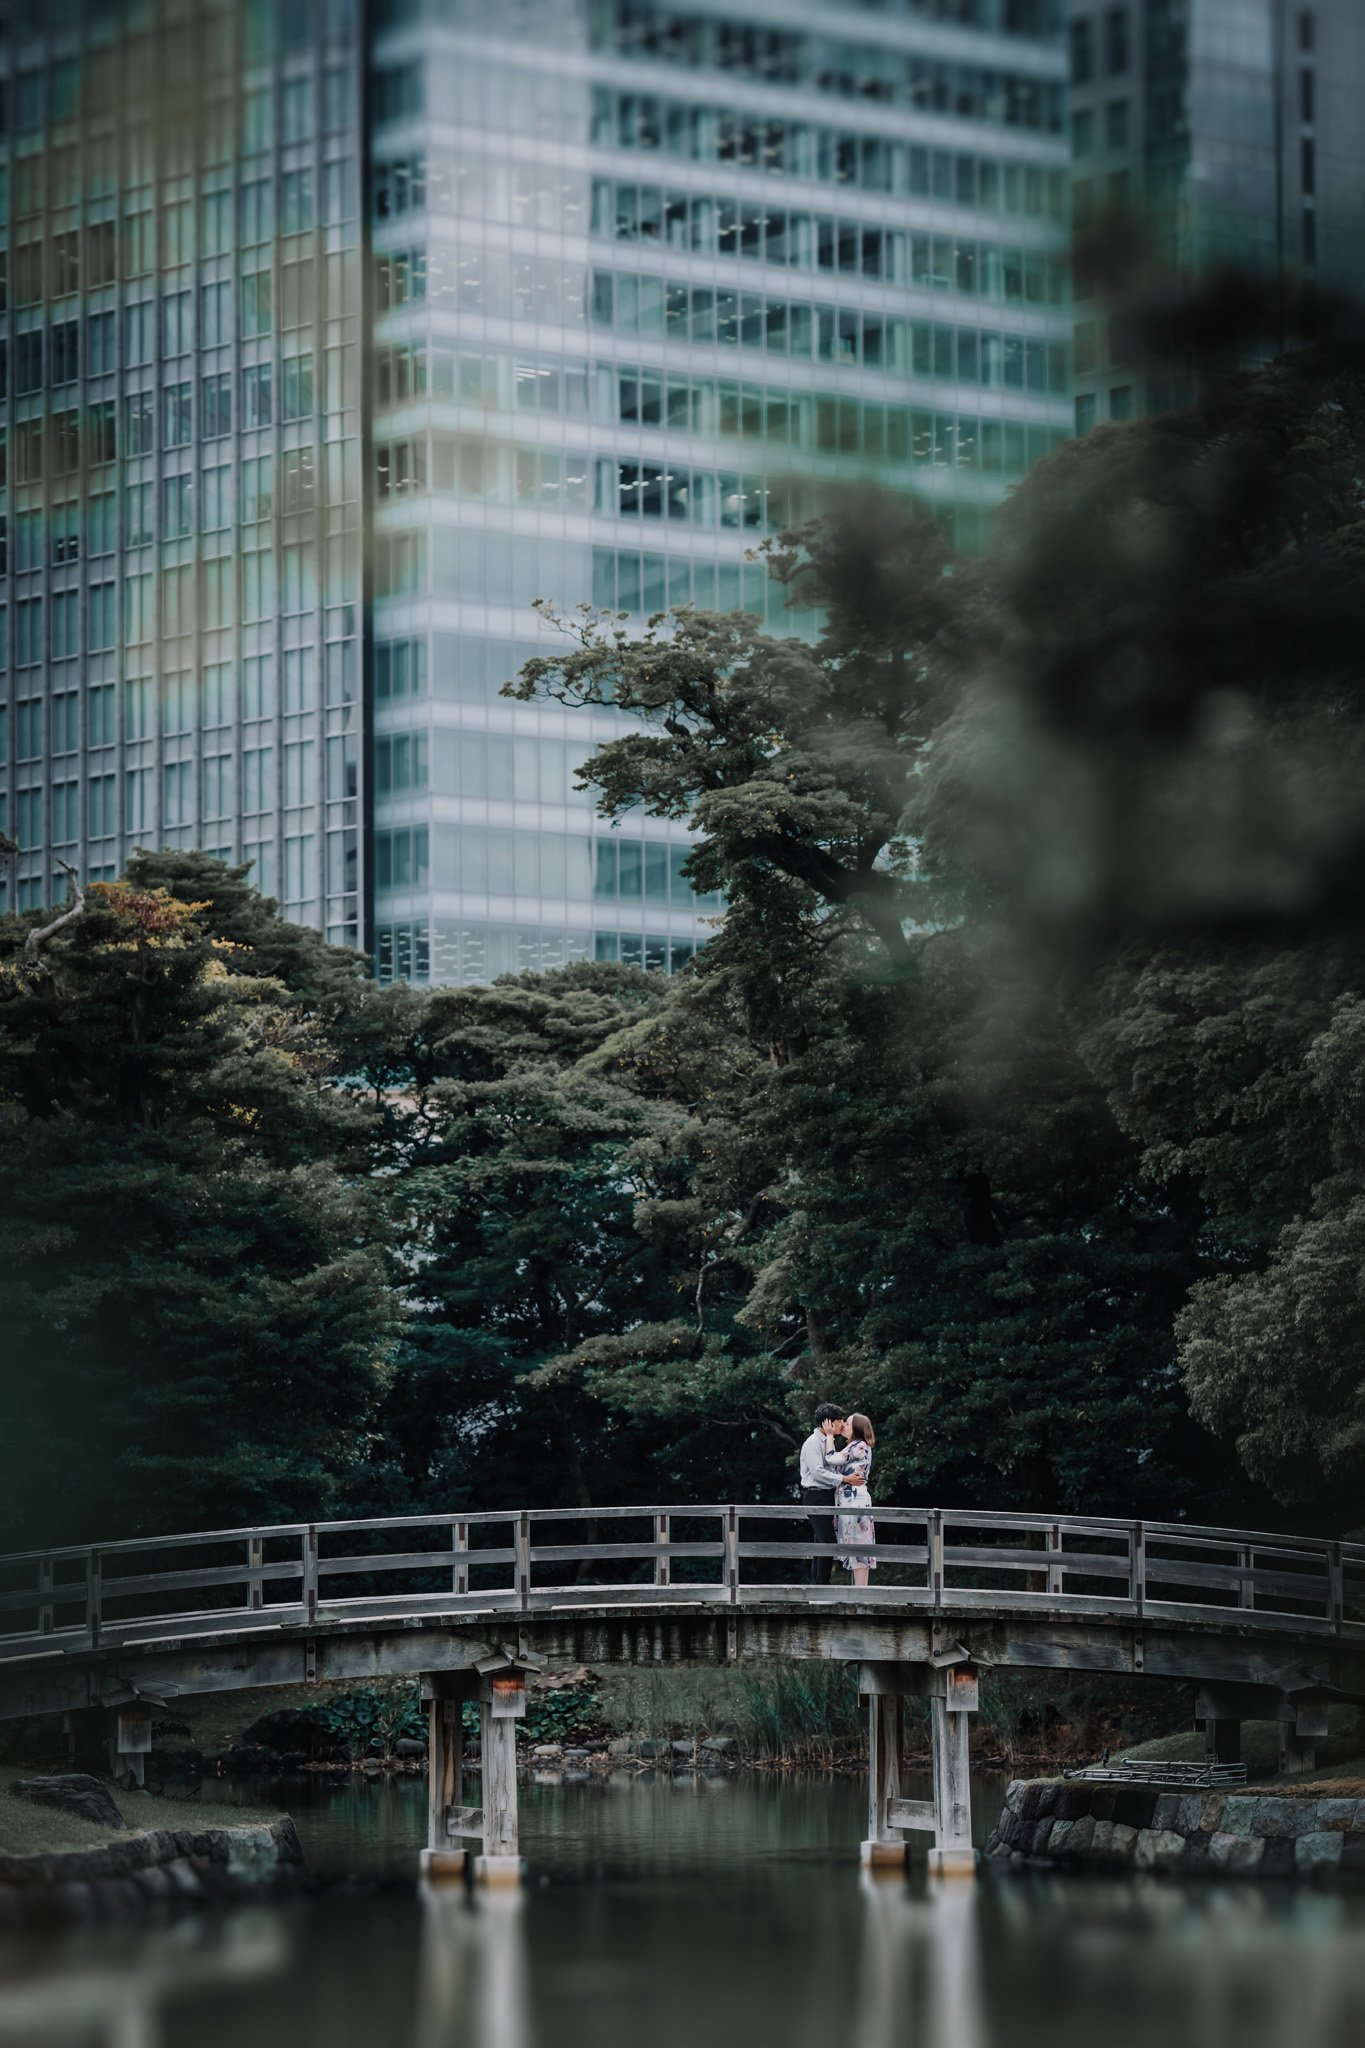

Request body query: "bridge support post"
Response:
[107, 1705, 152, 1789]
[420, 1674, 475, 1883]
[476, 1696, 521, 1886]
[857, 1661, 978, 1876]
[860, 1693, 906, 1872]
[1206, 1718, 1241, 1766]
[928, 1694, 976, 1877]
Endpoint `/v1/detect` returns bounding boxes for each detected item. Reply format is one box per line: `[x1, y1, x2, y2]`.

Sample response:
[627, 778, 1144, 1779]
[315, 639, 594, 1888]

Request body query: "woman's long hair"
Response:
[848, 1412, 876, 1447]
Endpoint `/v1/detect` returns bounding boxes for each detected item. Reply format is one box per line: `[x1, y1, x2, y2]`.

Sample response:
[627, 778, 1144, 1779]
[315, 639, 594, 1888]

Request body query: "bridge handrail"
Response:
[0, 1504, 1361, 1674]
[2, 1503, 1357, 1567]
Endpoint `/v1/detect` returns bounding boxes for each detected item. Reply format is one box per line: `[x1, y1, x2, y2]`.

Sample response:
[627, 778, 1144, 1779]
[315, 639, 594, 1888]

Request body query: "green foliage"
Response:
[739, 1662, 863, 1764]
[0, 875, 397, 1546]
[316, 1683, 425, 1762]
[520, 1683, 601, 1746]
[501, 348, 1365, 1524]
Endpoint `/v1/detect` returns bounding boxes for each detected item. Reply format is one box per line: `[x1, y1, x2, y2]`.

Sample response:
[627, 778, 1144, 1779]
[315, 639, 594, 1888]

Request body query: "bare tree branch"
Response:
[24, 862, 86, 957]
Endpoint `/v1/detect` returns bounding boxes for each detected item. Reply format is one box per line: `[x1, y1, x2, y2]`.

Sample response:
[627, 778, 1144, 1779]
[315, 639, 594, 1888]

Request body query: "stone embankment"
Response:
[524, 1736, 739, 1778]
[988, 1778, 1365, 1878]
[0, 1817, 306, 1929]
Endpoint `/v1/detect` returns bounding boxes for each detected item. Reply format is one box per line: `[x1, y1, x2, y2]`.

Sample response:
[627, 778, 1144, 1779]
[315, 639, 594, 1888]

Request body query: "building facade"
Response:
[1, 0, 1072, 984]
[1, 0, 368, 948]
[1067, 0, 1365, 431]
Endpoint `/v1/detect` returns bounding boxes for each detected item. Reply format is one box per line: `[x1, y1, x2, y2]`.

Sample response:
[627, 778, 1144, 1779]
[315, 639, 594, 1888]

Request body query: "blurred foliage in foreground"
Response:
[4, 341, 1365, 1547]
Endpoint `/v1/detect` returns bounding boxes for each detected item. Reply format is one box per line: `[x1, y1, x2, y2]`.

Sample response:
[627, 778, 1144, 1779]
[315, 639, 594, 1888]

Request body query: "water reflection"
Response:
[0, 1914, 287, 2048]
[415, 1884, 530, 2048]
[0, 1780, 1362, 2048]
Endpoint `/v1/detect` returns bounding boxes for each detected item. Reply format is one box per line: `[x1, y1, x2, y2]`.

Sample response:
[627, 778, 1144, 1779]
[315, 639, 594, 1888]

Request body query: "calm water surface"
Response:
[1, 1774, 1363, 2048]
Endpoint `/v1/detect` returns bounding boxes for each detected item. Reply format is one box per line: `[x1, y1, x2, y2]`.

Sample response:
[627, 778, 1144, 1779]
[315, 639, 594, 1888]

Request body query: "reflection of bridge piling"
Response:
[415, 1876, 531, 2048]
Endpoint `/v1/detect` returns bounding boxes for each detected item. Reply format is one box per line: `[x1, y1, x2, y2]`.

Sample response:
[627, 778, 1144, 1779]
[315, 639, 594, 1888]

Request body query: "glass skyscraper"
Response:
[1, 1, 366, 946]
[1067, 0, 1365, 431]
[2, 0, 1072, 985]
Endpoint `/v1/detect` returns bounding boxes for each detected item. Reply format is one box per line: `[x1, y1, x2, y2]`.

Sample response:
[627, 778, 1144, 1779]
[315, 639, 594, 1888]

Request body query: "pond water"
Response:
[2, 1773, 1364, 2048]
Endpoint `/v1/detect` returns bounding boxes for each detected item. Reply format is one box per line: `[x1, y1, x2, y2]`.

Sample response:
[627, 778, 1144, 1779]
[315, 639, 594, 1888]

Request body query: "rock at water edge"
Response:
[11, 1776, 126, 1831]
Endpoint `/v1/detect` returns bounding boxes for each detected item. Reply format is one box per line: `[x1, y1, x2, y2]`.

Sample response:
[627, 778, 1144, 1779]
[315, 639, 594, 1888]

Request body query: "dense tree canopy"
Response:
[0, 870, 396, 1546]
[5, 341, 1365, 1547]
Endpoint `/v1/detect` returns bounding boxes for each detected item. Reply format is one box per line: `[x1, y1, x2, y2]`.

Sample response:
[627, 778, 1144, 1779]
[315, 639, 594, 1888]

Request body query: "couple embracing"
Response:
[798, 1402, 877, 1588]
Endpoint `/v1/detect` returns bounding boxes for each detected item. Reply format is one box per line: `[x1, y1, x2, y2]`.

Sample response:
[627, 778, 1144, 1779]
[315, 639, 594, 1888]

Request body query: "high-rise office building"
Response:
[1, 0, 367, 945]
[2, 0, 1072, 985]
[1067, 0, 1365, 431]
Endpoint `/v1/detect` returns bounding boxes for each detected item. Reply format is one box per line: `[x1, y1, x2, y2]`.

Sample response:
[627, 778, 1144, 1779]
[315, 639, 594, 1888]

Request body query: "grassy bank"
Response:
[591, 1664, 1193, 1767]
[1121, 1708, 1363, 1785]
[0, 1767, 282, 1857]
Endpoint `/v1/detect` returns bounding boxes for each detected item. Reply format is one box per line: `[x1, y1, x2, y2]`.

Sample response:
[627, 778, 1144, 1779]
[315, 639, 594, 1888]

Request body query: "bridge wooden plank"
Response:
[941, 1547, 1131, 1575]
[886, 1798, 936, 1833]
[315, 1550, 502, 1577]
[99, 1607, 309, 1647]
[536, 1591, 724, 1611]
[924, 1588, 1137, 1617]
[317, 1549, 519, 1576]
[97, 1562, 302, 1601]
[0, 1585, 76, 1616]
[526, 1542, 723, 1564]
[736, 1585, 935, 1606]
[0, 1509, 1350, 1561]
[736, 1542, 930, 1565]
[0, 1628, 93, 1660]
[1139, 1597, 1334, 1633]
[316, 1592, 522, 1620]
[1145, 1560, 1327, 1598]
[445, 1805, 485, 1839]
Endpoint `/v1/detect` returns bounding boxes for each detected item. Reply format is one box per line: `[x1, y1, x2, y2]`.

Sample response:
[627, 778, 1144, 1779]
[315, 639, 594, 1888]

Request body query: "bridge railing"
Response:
[1, 1508, 1362, 1661]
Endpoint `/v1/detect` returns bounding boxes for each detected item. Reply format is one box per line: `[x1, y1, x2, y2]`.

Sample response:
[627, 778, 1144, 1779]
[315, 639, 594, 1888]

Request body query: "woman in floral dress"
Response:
[837, 1414, 876, 1587]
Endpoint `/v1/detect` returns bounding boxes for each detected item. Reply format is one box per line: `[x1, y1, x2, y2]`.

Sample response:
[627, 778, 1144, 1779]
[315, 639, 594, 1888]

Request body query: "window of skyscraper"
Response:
[1104, 7, 1129, 73]
[88, 313, 116, 377]
[52, 324, 79, 387]
[243, 365, 274, 430]
[163, 477, 193, 541]
[1070, 17, 1094, 83]
[163, 383, 192, 450]
[88, 402, 116, 466]
[52, 503, 80, 567]
[15, 332, 43, 395]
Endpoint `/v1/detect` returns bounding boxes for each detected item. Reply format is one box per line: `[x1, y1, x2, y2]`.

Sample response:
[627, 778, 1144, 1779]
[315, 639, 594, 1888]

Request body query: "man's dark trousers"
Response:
[803, 1485, 836, 1585]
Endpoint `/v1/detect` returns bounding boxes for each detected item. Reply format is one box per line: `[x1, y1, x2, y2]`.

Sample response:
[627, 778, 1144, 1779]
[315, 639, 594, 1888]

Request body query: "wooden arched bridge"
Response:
[2, 1505, 1362, 1882]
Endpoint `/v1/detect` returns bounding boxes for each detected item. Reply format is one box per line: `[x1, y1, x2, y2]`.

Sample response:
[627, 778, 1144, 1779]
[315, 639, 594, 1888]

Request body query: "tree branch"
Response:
[24, 863, 86, 957]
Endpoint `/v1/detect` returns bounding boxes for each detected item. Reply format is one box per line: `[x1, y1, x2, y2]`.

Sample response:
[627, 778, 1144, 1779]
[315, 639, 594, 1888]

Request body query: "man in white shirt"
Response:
[799, 1403, 848, 1586]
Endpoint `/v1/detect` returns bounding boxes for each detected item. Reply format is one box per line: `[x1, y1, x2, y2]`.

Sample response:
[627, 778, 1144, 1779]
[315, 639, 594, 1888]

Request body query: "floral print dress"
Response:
[837, 1439, 875, 1571]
